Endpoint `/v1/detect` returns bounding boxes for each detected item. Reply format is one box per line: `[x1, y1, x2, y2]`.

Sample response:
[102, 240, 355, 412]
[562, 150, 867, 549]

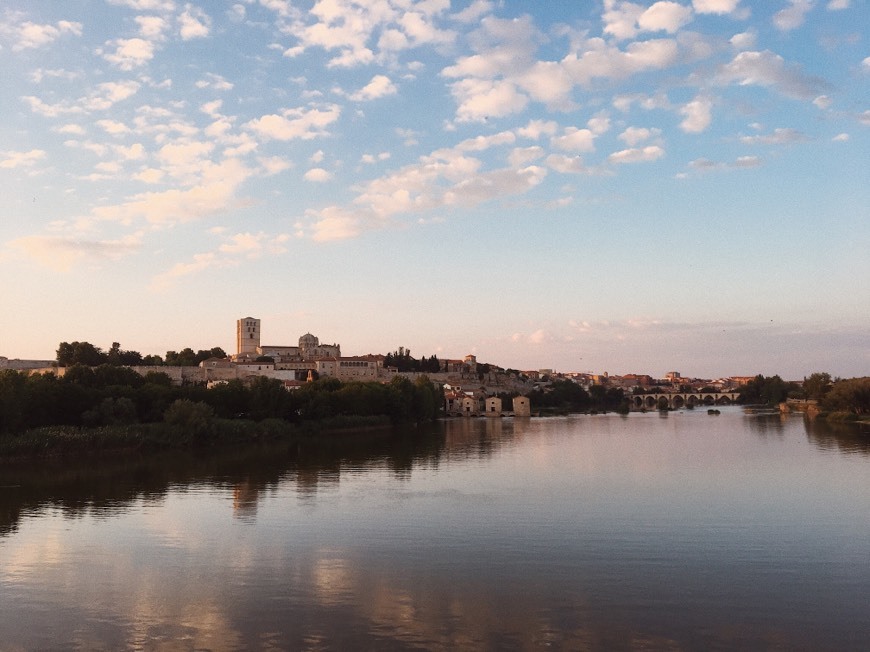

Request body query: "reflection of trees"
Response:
[0, 420, 532, 536]
[742, 411, 788, 437]
[804, 419, 870, 457]
[0, 428, 440, 536]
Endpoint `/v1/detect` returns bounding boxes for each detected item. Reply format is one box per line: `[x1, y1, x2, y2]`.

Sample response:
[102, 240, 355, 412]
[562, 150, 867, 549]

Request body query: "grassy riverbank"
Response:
[0, 415, 394, 461]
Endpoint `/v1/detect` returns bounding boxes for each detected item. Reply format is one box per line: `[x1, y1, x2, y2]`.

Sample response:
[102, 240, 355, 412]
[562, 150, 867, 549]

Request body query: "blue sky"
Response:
[1, 0, 867, 379]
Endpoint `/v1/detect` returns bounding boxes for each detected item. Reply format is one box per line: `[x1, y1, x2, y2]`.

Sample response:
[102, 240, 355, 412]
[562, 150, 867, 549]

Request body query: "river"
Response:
[1, 408, 868, 650]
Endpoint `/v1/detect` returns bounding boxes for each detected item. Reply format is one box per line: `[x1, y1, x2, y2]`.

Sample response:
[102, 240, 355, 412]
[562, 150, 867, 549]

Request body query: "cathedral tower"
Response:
[236, 317, 261, 356]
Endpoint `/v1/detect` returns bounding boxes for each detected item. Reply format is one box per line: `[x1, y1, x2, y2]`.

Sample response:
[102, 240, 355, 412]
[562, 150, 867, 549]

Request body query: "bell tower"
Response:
[236, 317, 261, 356]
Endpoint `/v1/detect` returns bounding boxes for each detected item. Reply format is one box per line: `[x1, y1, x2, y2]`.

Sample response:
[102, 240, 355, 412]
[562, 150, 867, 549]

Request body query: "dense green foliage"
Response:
[802, 372, 833, 400]
[527, 379, 625, 413]
[822, 377, 870, 416]
[383, 349, 441, 373]
[737, 374, 799, 406]
[0, 368, 442, 442]
[56, 341, 227, 367]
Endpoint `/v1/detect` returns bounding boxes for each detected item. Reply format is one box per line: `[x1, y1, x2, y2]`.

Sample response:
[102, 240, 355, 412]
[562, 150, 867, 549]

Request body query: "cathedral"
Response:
[234, 317, 341, 362]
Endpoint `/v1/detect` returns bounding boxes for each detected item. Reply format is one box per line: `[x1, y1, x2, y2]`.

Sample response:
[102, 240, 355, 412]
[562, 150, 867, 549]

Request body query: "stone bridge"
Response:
[629, 392, 740, 410]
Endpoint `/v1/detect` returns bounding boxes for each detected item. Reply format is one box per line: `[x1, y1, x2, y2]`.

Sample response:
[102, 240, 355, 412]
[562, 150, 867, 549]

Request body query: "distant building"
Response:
[513, 396, 531, 417]
[485, 396, 502, 416]
[236, 317, 261, 356]
[0, 356, 55, 370]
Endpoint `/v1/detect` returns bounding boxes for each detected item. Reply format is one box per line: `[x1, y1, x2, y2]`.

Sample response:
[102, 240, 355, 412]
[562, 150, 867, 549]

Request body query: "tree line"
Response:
[738, 373, 870, 416]
[526, 379, 627, 413]
[383, 349, 442, 373]
[56, 341, 228, 368]
[0, 367, 442, 437]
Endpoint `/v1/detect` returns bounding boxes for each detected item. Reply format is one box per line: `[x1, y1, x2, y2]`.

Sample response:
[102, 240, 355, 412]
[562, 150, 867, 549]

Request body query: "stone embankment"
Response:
[779, 399, 820, 416]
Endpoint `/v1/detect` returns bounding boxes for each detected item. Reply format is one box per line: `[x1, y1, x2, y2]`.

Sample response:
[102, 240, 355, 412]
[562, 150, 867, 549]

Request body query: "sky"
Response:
[0, 0, 868, 380]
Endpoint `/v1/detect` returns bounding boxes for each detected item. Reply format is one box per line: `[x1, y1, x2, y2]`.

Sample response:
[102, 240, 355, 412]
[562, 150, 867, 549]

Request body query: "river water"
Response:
[1, 408, 868, 651]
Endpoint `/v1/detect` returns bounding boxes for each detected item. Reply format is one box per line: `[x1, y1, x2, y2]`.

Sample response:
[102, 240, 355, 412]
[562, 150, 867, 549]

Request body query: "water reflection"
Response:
[0, 425, 449, 536]
[1, 413, 869, 650]
[804, 418, 870, 456]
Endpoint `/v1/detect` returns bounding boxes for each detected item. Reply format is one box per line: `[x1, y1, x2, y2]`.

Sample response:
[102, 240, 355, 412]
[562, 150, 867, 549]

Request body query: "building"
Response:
[236, 317, 261, 356]
[513, 396, 531, 417]
[315, 356, 383, 381]
[485, 396, 502, 416]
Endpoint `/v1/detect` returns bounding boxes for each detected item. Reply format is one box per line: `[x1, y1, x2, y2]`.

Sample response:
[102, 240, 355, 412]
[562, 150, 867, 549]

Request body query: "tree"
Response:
[803, 372, 833, 400]
[738, 375, 796, 406]
[164, 399, 214, 438]
[57, 341, 106, 367]
[822, 377, 870, 416]
[165, 348, 198, 366]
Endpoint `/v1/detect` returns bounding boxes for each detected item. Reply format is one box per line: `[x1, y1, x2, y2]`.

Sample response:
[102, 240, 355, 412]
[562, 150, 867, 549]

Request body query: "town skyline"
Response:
[0, 314, 852, 383]
[1, 1, 867, 379]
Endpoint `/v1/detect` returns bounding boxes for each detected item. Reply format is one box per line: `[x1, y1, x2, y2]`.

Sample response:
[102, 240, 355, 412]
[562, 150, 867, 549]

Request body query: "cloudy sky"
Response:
[1, 0, 867, 379]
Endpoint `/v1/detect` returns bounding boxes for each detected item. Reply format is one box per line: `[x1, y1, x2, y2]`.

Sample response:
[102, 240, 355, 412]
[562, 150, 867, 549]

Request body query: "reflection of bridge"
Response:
[629, 392, 740, 410]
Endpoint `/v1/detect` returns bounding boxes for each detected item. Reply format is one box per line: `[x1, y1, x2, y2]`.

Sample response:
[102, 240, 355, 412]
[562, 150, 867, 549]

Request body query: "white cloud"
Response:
[739, 127, 808, 144]
[452, 0, 494, 23]
[509, 146, 545, 167]
[360, 152, 391, 164]
[551, 127, 597, 153]
[717, 50, 830, 100]
[812, 95, 832, 109]
[135, 15, 168, 40]
[350, 75, 397, 101]
[259, 156, 292, 175]
[10, 20, 82, 51]
[638, 2, 694, 34]
[618, 126, 661, 146]
[688, 155, 761, 171]
[228, 4, 246, 22]
[195, 73, 233, 91]
[134, 168, 165, 184]
[455, 131, 516, 152]
[602, 1, 693, 40]
[96, 119, 131, 135]
[398, 11, 455, 48]
[447, 78, 529, 123]
[517, 120, 560, 140]
[106, 0, 176, 10]
[679, 96, 713, 133]
[831, 133, 849, 141]
[301, 139, 548, 241]
[773, 1, 814, 32]
[150, 252, 222, 290]
[100, 38, 155, 70]
[587, 113, 611, 135]
[245, 105, 341, 141]
[55, 124, 86, 135]
[563, 38, 680, 87]
[115, 143, 146, 160]
[826, 0, 849, 8]
[693, 0, 742, 13]
[0, 149, 46, 169]
[602, 0, 645, 40]
[9, 232, 142, 272]
[179, 4, 211, 40]
[304, 167, 333, 182]
[729, 30, 756, 50]
[608, 145, 665, 163]
[545, 154, 587, 174]
[92, 158, 254, 226]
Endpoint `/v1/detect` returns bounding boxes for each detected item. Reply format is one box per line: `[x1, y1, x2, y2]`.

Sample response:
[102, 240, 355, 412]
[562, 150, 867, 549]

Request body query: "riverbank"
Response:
[0, 415, 397, 462]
